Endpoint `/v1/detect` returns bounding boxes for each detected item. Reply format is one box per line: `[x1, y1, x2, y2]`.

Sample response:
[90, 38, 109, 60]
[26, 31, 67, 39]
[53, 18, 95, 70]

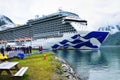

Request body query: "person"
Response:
[21, 46, 26, 54]
[29, 46, 32, 54]
[0, 46, 4, 56]
[78, 34, 81, 39]
[6, 45, 12, 52]
[26, 47, 29, 54]
[39, 46, 43, 53]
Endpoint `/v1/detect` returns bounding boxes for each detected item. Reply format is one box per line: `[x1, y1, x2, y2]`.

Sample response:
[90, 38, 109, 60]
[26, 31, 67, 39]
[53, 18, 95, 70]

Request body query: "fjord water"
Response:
[52, 46, 120, 80]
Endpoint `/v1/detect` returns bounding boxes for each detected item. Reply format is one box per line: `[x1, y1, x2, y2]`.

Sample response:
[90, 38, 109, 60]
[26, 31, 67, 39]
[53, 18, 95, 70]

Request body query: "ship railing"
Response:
[33, 31, 63, 39]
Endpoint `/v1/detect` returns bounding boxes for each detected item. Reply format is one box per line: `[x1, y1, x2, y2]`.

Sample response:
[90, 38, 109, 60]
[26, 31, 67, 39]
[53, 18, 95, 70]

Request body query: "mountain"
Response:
[102, 32, 120, 45]
[0, 15, 15, 31]
[98, 24, 120, 45]
[98, 24, 120, 34]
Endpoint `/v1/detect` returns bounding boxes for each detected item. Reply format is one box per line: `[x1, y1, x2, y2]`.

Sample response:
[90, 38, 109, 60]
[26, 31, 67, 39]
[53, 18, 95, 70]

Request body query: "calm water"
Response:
[52, 46, 120, 80]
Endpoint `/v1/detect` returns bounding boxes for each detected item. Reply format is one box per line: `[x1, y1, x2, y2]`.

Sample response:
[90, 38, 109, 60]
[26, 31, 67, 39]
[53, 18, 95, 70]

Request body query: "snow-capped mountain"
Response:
[0, 15, 16, 31]
[98, 24, 120, 34]
[98, 24, 120, 45]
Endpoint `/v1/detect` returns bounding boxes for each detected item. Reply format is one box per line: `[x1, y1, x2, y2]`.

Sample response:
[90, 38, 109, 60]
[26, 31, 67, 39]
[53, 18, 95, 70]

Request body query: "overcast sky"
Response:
[0, 0, 120, 30]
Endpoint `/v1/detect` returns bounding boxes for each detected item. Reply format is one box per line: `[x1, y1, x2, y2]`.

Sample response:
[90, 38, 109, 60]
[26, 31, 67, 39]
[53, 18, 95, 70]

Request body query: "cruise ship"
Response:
[0, 10, 109, 49]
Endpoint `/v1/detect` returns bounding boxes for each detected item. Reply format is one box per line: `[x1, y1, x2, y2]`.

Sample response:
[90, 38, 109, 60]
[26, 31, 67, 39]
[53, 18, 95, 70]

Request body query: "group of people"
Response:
[21, 46, 32, 54]
[0, 45, 13, 56]
[0, 45, 44, 57]
[0, 45, 32, 57]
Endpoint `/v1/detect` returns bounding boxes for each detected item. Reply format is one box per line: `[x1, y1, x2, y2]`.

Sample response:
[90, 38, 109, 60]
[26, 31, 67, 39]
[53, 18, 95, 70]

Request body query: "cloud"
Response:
[0, 0, 120, 30]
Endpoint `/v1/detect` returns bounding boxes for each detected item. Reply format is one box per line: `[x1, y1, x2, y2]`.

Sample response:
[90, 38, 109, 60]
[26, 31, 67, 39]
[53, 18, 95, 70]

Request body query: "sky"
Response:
[0, 0, 120, 30]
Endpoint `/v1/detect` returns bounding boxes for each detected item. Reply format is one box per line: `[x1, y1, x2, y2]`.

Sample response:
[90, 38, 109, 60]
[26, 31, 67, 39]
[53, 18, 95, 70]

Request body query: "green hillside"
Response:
[102, 32, 120, 45]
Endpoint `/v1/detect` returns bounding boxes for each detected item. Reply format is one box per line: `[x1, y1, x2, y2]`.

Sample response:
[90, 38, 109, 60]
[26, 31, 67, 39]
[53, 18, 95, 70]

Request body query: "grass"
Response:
[1, 52, 66, 80]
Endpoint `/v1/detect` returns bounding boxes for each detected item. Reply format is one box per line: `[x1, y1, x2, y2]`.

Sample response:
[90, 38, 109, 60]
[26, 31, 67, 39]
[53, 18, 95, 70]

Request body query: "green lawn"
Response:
[1, 52, 66, 80]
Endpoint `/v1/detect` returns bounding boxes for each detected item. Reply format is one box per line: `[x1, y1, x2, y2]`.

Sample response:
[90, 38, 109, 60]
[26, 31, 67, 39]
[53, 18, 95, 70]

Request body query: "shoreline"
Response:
[0, 50, 81, 80]
[54, 55, 81, 80]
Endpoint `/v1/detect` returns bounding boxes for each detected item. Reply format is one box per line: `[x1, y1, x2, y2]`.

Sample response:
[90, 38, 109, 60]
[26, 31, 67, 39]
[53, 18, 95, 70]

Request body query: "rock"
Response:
[55, 56, 80, 80]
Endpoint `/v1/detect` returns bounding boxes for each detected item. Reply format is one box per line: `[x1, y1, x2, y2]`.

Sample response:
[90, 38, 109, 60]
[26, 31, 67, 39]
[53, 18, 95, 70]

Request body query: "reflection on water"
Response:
[52, 46, 120, 80]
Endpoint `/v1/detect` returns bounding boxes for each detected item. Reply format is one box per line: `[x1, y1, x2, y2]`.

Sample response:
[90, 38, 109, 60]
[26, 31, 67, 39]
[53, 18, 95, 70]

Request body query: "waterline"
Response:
[53, 46, 120, 80]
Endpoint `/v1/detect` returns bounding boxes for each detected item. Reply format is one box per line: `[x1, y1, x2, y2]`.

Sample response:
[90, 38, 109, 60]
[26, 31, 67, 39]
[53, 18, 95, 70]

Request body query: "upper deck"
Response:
[0, 11, 87, 41]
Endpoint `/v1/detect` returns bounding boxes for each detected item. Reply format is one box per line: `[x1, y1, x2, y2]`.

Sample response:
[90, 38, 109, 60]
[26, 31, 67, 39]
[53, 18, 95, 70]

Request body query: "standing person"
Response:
[26, 47, 29, 54]
[0, 46, 4, 56]
[29, 46, 32, 54]
[6, 45, 12, 52]
[21, 46, 25, 54]
[78, 34, 81, 39]
[39, 46, 43, 53]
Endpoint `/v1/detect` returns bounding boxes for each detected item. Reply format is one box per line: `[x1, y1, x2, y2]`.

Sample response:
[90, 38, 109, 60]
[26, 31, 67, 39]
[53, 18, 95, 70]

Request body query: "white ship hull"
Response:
[25, 31, 109, 50]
